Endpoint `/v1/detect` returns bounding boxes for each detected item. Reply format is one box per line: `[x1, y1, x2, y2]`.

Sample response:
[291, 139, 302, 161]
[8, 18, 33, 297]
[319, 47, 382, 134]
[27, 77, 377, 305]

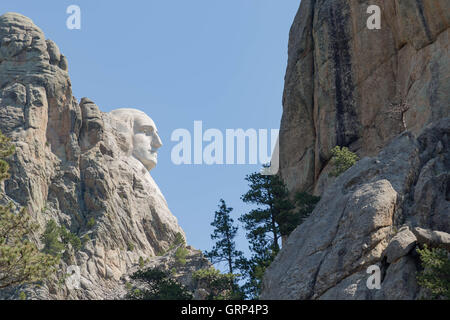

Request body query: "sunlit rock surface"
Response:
[0, 12, 203, 299]
[262, 0, 449, 300]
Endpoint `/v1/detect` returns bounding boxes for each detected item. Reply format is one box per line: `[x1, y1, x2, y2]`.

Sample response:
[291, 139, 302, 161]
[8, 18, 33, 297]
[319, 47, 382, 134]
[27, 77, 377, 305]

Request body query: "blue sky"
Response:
[1, 1, 300, 266]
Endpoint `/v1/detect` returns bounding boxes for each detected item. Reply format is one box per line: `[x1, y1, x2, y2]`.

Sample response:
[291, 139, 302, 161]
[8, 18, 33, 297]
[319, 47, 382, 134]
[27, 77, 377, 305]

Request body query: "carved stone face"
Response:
[132, 114, 162, 171]
[110, 109, 163, 171]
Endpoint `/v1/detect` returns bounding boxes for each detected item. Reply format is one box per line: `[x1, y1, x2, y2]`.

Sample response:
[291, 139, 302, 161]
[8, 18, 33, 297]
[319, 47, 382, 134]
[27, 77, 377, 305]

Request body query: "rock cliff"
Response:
[262, 0, 449, 299]
[262, 119, 449, 299]
[279, 0, 449, 195]
[0, 12, 204, 299]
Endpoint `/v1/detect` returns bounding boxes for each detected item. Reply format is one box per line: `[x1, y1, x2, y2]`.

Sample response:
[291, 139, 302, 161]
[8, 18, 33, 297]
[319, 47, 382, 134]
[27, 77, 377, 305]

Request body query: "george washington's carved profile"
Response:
[109, 108, 163, 171]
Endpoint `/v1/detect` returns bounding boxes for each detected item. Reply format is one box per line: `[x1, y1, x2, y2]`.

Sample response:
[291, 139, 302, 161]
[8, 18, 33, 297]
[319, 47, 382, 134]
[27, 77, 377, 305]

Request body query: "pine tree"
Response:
[126, 267, 193, 300]
[237, 167, 294, 298]
[277, 192, 320, 240]
[205, 199, 243, 275]
[0, 130, 58, 289]
[239, 169, 293, 253]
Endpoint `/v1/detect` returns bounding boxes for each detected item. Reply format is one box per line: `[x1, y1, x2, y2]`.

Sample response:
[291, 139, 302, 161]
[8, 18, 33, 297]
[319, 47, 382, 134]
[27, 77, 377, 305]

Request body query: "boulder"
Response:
[384, 227, 417, 263]
[412, 227, 450, 250]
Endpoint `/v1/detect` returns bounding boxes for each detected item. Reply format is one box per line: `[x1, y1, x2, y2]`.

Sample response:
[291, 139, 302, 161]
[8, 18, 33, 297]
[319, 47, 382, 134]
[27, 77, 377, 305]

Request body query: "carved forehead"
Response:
[110, 108, 157, 130]
[134, 115, 156, 130]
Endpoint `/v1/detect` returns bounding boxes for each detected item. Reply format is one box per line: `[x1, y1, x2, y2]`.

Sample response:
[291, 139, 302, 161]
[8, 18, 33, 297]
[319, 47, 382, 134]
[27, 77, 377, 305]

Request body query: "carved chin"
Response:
[133, 153, 157, 171]
[144, 159, 157, 171]
[139, 158, 156, 171]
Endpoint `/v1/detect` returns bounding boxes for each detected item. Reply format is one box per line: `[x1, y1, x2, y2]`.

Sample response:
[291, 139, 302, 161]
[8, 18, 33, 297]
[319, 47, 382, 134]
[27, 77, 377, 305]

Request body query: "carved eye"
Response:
[143, 127, 154, 135]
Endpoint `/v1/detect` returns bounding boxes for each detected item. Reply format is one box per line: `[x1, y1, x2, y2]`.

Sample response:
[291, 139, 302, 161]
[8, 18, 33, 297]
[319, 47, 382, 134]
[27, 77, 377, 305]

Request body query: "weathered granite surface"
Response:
[279, 0, 449, 195]
[262, 119, 450, 299]
[0, 12, 206, 299]
[262, 0, 449, 300]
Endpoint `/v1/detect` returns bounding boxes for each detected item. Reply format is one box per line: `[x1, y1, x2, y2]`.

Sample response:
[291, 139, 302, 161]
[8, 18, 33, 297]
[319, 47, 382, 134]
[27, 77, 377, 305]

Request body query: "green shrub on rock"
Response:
[41, 220, 81, 257]
[139, 256, 145, 269]
[329, 146, 359, 177]
[41, 220, 65, 257]
[173, 232, 185, 246]
[175, 246, 188, 266]
[87, 217, 95, 229]
[417, 245, 450, 299]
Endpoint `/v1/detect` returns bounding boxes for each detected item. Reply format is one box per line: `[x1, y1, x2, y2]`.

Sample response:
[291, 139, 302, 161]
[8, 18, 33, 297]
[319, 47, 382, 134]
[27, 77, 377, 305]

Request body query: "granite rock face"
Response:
[0, 13, 200, 299]
[261, 0, 449, 300]
[261, 119, 450, 299]
[279, 0, 449, 195]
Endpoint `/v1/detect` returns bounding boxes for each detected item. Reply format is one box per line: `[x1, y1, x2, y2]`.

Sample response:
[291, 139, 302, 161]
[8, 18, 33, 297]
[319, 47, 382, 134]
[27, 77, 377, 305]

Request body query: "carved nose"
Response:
[152, 134, 163, 149]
